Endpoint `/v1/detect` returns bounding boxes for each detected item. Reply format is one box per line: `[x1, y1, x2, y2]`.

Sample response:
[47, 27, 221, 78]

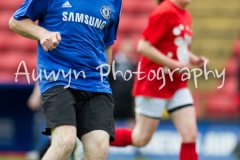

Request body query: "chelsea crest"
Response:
[100, 6, 111, 19]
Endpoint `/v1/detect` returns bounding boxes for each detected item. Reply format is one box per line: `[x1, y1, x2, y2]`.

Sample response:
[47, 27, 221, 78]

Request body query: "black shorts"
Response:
[41, 85, 115, 142]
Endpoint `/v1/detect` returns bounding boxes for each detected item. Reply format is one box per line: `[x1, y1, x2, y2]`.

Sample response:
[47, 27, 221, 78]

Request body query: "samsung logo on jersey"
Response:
[62, 12, 107, 29]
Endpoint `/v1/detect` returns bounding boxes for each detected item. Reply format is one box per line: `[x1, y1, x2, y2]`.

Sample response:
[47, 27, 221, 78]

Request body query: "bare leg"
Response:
[132, 113, 160, 147]
[42, 125, 76, 160]
[171, 107, 197, 142]
[81, 130, 110, 160]
[171, 106, 198, 160]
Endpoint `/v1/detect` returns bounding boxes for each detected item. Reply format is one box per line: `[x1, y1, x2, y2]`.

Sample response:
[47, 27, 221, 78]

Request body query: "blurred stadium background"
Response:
[1, 0, 240, 160]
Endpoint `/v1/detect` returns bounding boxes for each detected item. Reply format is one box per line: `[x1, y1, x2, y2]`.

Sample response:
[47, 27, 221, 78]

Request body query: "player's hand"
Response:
[27, 93, 41, 111]
[195, 56, 209, 69]
[39, 31, 61, 52]
[170, 60, 191, 71]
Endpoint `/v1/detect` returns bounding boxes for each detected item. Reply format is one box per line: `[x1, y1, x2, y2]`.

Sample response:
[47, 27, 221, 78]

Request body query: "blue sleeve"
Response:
[13, 0, 49, 22]
[104, 4, 122, 46]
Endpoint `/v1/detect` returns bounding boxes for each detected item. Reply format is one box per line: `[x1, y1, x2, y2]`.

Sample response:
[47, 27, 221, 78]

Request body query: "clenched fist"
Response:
[39, 31, 61, 51]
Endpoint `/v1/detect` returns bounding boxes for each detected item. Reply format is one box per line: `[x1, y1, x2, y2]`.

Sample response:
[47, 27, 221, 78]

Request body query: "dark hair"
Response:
[159, 0, 164, 4]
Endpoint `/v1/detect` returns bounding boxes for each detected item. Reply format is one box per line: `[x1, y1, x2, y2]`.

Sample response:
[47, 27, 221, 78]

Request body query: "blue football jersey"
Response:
[13, 0, 122, 94]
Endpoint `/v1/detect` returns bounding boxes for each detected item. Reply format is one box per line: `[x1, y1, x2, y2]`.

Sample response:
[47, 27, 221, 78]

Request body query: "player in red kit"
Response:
[111, 0, 208, 160]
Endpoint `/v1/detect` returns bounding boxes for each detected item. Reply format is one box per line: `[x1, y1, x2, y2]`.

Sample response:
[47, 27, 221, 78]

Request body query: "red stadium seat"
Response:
[122, 0, 156, 13]
[113, 0, 155, 58]
[0, 51, 36, 73]
[12, 35, 38, 51]
[225, 58, 238, 76]
[0, 0, 24, 10]
[205, 76, 239, 118]
[215, 77, 237, 94]
[206, 92, 239, 118]
[0, 11, 14, 30]
[232, 39, 240, 56]
[0, 32, 37, 52]
[0, 32, 13, 50]
[118, 14, 149, 34]
[0, 52, 25, 72]
[0, 50, 37, 84]
[0, 71, 16, 83]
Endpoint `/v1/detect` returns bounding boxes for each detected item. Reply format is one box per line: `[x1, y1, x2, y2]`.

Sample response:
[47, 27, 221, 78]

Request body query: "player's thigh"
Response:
[41, 85, 77, 136]
[76, 93, 115, 142]
[51, 125, 77, 148]
[133, 113, 160, 138]
[81, 130, 109, 156]
[133, 96, 166, 140]
[167, 88, 197, 140]
[170, 107, 197, 141]
[81, 130, 110, 148]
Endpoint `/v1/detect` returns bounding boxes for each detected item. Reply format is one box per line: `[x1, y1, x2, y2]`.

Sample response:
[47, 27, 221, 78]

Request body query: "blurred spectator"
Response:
[26, 82, 50, 160]
[232, 33, 240, 159]
[109, 38, 137, 122]
[234, 36, 240, 100]
[231, 32, 240, 109]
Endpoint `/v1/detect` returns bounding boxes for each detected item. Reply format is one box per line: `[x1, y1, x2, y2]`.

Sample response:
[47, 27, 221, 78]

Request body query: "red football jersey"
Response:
[132, 0, 193, 99]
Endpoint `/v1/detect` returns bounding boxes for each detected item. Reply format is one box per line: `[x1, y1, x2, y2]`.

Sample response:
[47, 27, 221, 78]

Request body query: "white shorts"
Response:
[135, 88, 194, 118]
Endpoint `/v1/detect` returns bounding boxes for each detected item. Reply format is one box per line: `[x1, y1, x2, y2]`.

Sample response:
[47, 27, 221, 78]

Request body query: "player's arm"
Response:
[137, 39, 191, 70]
[9, 17, 61, 52]
[189, 52, 209, 68]
[105, 45, 113, 65]
[9, 18, 46, 40]
[140, 11, 191, 70]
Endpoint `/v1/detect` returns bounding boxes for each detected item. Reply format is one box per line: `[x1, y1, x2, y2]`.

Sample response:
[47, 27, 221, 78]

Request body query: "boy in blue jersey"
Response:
[9, 0, 122, 159]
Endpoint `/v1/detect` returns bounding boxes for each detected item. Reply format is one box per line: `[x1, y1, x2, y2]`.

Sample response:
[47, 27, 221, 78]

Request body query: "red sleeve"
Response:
[142, 12, 171, 45]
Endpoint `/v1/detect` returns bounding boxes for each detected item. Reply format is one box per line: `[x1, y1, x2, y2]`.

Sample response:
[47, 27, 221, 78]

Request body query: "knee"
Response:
[54, 136, 76, 154]
[181, 128, 197, 142]
[85, 140, 109, 158]
[133, 133, 152, 147]
[97, 142, 109, 158]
